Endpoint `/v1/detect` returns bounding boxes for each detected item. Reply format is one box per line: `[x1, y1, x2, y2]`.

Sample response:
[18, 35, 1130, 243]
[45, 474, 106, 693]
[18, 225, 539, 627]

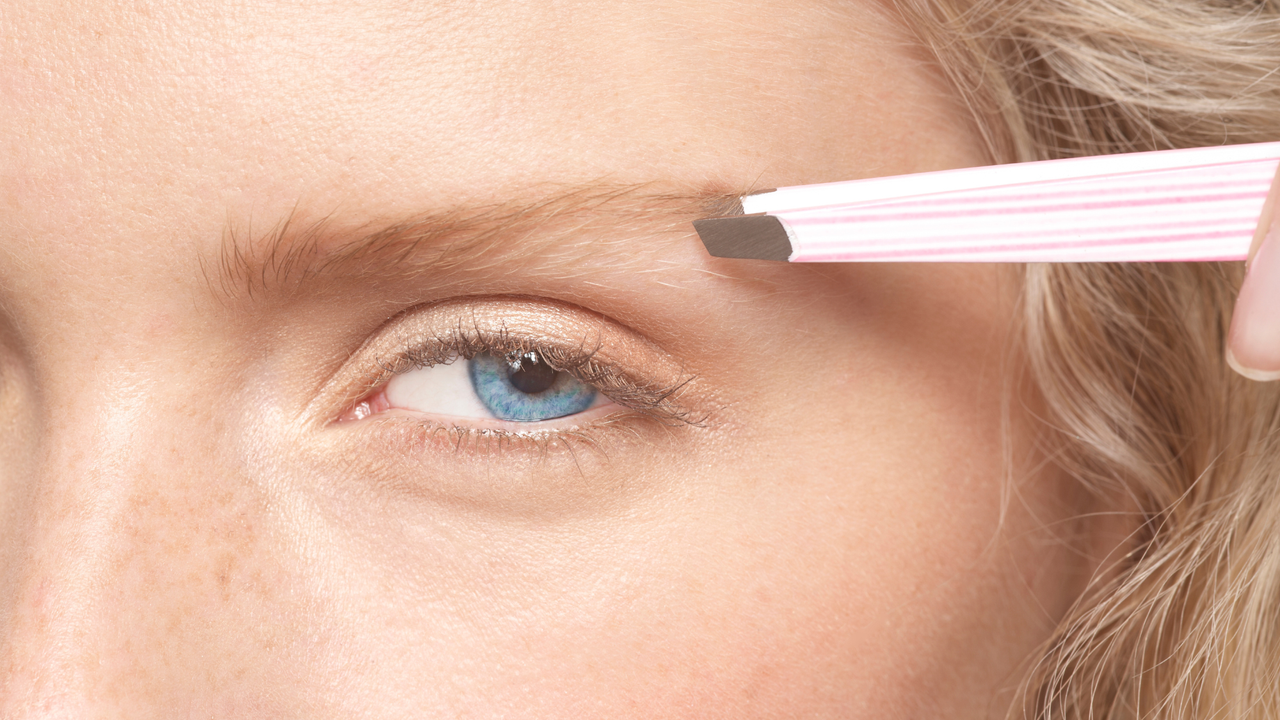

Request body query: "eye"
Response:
[377, 349, 608, 423]
[311, 297, 710, 511]
[327, 296, 701, 437]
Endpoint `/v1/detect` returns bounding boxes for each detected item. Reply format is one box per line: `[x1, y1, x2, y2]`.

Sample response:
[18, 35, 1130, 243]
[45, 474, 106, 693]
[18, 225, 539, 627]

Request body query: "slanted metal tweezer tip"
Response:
[692, 215, 793, 262]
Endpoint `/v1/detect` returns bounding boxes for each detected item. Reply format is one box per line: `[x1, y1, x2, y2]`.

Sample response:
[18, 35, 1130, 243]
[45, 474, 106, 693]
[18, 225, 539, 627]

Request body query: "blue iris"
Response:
[468, 351, 598, 422]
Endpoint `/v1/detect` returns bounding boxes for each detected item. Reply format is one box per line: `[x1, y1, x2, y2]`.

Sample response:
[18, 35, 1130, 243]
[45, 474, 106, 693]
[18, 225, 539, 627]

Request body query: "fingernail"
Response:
[1228, 217, 1280, 380]
[1226, 346, 1280, 382]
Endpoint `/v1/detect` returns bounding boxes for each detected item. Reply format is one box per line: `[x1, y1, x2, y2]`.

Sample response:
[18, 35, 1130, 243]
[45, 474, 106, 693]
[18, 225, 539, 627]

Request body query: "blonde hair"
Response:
[889, 0, 1280, 717]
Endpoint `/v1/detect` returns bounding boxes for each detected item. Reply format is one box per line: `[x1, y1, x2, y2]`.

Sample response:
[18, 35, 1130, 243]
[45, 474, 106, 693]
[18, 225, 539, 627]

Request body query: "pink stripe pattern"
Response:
[751, 144, 1280, 263]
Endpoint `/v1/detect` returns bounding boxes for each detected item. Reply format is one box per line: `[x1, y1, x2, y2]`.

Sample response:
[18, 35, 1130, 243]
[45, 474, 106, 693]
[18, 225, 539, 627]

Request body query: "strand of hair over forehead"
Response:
[888, 0, 1280, 718]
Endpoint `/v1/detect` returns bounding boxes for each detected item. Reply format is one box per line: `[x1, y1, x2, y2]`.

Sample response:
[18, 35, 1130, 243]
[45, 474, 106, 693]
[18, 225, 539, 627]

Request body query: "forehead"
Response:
[0, 0, 981, 302]
[1, 2, 956, 189]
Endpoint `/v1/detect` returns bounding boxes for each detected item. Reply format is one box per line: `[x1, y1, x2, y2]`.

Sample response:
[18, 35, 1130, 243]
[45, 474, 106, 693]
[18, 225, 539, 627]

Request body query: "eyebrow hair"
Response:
[206, 183, 745, 304]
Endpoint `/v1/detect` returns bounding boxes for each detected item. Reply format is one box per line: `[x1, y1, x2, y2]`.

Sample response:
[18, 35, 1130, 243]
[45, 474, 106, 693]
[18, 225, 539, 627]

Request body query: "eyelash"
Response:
[347, 321, 702, 437]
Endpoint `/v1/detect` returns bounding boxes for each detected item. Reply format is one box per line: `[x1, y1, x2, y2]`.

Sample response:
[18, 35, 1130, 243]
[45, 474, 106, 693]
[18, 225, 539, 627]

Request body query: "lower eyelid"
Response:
[313, 403, 691, 516]
[365, 397, 619, 434]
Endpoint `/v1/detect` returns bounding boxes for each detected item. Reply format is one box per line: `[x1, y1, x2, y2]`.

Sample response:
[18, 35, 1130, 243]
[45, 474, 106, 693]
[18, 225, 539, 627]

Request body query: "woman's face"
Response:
[0, 1, 1107, 716]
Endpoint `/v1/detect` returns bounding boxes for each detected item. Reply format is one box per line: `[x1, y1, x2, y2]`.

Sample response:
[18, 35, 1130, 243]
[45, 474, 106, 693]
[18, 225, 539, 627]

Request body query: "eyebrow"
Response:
[207, 183, 744, 303]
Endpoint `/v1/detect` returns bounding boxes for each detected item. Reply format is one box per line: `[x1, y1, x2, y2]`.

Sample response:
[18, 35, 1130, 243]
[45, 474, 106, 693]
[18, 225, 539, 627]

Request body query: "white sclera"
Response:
[384, 358, 494, 419]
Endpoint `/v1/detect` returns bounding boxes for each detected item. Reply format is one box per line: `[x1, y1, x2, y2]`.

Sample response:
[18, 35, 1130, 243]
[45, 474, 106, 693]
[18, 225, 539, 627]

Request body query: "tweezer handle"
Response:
[778, 156, 1279, 262]
[696, 142, 1280, 263]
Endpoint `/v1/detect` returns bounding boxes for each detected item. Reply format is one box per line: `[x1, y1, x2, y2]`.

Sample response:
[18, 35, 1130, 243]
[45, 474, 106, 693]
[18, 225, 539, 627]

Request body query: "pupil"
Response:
[507, 352, 557, 394]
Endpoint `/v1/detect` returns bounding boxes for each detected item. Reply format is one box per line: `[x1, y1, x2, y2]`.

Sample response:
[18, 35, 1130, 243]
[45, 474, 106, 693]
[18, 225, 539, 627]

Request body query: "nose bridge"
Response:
[0, 368, 158, 712]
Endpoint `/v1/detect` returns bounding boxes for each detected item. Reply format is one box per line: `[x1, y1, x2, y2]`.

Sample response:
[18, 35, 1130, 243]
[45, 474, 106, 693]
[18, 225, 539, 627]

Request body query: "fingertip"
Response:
[1226, 345, 1280, 382]
[1228, 226, 1280, 381]
[1247, 160, 1280, 266]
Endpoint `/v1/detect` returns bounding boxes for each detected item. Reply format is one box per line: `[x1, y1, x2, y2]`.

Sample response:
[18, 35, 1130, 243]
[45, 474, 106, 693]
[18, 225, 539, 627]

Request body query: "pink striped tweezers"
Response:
[698, 143, 1280, 263]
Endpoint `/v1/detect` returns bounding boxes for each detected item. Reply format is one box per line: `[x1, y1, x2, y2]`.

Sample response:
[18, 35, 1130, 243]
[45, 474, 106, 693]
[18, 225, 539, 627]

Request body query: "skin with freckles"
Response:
[0, 0, 1120, 717]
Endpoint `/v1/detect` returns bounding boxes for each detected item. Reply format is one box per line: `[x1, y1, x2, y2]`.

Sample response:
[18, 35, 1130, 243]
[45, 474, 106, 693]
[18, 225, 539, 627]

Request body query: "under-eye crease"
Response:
[326, 297, 701, 448]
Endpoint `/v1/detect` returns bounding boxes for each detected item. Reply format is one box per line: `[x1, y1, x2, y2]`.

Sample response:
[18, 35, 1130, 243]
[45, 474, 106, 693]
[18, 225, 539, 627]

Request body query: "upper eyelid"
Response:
[311, 295, 704, 428]
[372, 327, 608, 386]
